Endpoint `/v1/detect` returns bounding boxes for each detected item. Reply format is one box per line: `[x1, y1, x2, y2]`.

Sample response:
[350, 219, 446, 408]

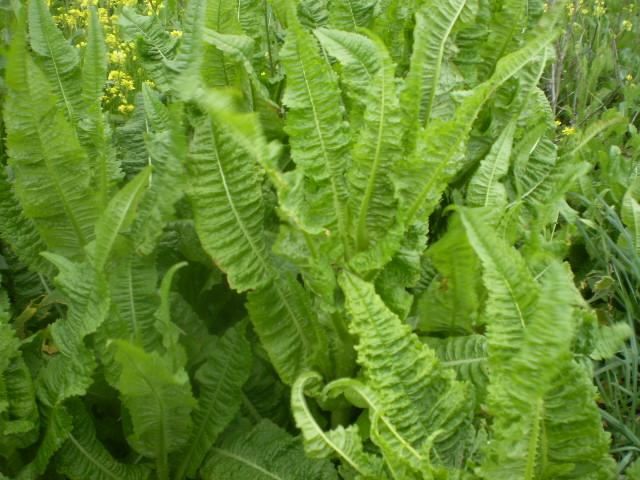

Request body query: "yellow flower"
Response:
[170, 30, 183, 38]
[628, 74, 634, 82]
[623, 20, 633, 31]
[562, 126, 577, 136]
[118, 104, 135, 115]
[555, 120, 562, 126]
[75, 41, 87, 48]
[108, 50, 127, 64]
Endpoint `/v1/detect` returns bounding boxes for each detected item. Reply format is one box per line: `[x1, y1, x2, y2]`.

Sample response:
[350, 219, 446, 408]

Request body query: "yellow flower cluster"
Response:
[50, 0, 164, 116]
[567, 0, 608, 17]
[594, 0, 607, 16]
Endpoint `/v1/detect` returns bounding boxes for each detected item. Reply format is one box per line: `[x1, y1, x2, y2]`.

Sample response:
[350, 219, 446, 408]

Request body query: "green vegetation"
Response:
[0, 0, 638, 478]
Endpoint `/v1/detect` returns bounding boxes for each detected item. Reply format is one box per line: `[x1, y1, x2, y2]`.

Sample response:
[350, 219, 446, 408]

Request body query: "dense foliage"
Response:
[0, 0, 638, 478]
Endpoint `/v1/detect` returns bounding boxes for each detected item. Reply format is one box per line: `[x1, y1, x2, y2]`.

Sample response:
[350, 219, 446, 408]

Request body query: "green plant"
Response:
[0, 0, 631, 478]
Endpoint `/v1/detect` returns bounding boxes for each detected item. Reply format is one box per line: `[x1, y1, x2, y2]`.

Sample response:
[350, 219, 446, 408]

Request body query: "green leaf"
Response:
[141, 83, 171, 133]
[416, 214, 481, 335]
[154, 262, 189, 372]
[56, 400, 152, 480]
[478, 0, 527, 79]
[114, 341, 196, 478]
[93, 167, 151, 271]
[278, 16, 353, 257]
[17, 405, 73, 480]
[165, 0, 208, 98]
[202, 419, 339, 480]
[466, 116, 517, 207]
[313, 28, 380, 110]
[82, 7, 108, 112]
[420, 335, 489, 407]
[327, 0, 375, 31]
[290, 372, 384, 477]
[187, 116, 269, 292]
[37, 256, 110, 406]
[590, 323, 632, 361]
[246, 275, 316, 385]
[174, 322, 252, 478]
[621, 178, 640, 256]
[0, 167, 54, 275]
[403, 0, 470, 130]
[118, 8, 178, 91]
[134, 112, 187, 255]
[28, 0, 82, 124]
[339, 271, 475, 468]
[347, 34, 402, 250]
[4, 21, 100, 261]
[109, 252, 161, 352]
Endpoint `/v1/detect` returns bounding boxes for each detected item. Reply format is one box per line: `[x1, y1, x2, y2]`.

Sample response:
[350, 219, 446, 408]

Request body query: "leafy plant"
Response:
[0, 0, 633, 478]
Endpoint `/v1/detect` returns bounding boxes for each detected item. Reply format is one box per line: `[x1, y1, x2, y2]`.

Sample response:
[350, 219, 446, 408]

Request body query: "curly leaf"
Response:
[339, 271, 475, 468]
[291, 372, 385, 478]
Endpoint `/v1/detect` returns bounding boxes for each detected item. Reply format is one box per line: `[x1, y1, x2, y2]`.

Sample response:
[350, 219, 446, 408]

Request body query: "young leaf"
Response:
[466, 117, 517, 207]
[93, 167, 151, 271]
